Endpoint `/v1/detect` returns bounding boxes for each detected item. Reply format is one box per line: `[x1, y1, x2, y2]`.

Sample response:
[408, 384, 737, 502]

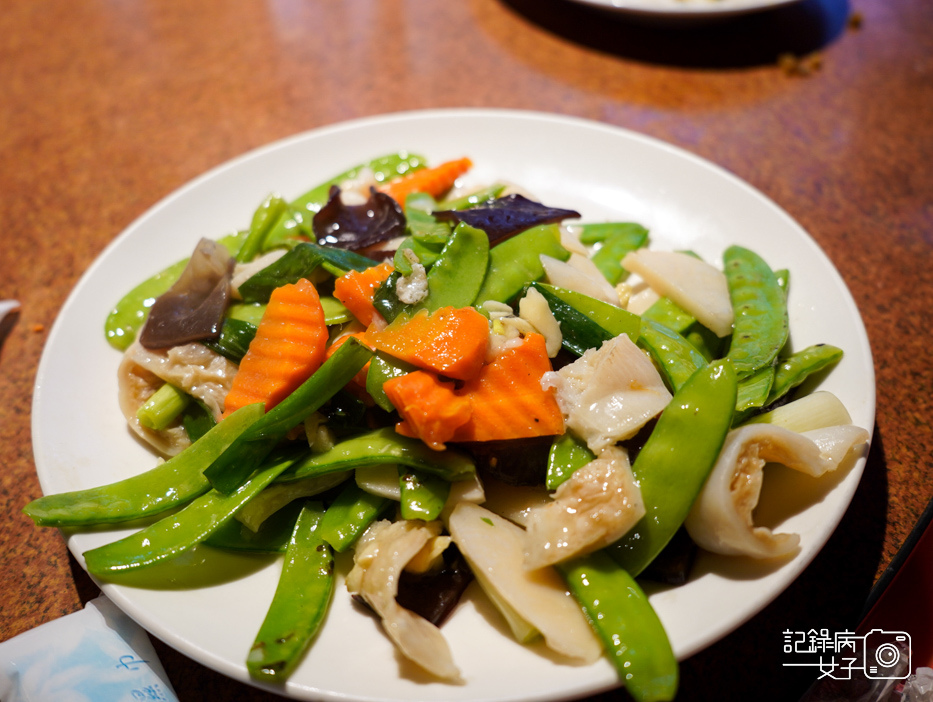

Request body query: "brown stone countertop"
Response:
[1, 0, 930, 700]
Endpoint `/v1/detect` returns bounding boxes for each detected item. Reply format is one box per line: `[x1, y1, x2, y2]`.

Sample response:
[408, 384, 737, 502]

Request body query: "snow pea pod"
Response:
[366, 351, 417, 413]
[641, 297, 695, 336]
[392, 192, 451, 274]
[283, 427, 475, 484]
[609, 361, 737, 576]
[83, 446, 296, 577]
[560, 551, 678, 702]
[767, 343, 843, 406]
[637, 318, 707, 393]
[724, 245, 788, 377]
[419, 222, 489, 312]
[247, 503, 334, 683]
[546, 431, 594, 490]
[581, 222, 649, 285]
[399, 468, 450, 521]
[23, 403, 264, 527]
[317, 482, 391, 552]
[237, 194, 288, 264]
[205, 499, 305, 554]
[733, 365, 775, 425]
[474, 224, 569, 305]
[104, 232, 245, 351]
[204, 337, 373, 494]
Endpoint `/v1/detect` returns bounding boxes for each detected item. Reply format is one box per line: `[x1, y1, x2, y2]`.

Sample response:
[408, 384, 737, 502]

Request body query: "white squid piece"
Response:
[540, 253, 621, 307]
[622, 249, 734, 338]
[117, 340, 238, 455]
[524, 445, 645, 569]
[447, 502, 603, 663]
[541, 333, 672, 452]
[685, 423, 870, 558]
[346, 519, 461, 682]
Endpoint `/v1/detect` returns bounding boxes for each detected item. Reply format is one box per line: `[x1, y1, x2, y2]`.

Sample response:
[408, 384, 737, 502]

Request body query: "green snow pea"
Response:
[474, 224, 570, 304]
[372, 223, 489, 322]
[247, 503, 334, 683]
[205, 499, 305, 554]
[204, 337, 373, 495]
[724, 245, 788, 377]
[399, 468, 450, 521]
[767, 343, 843, 406]
[419, 222, 489, 312]
[641, 297, 695, 336]
[23, 403, 264, 527]
[609, 361, 737, 576]
[234, 469, 351, 532]
[237, 194, 289, 264]
[366, 351, 417, 412]
[546, 432, 594, 490]
[392, 192, 451, 274]
[637, 319, 708, 393]
[103, 231, 246, 350]
[317, 482, 391, 552]
[560, 551, 677, 702]
[585, 223, 649, 285]
[732, 366, 776, 425]
[577, 221, 647, 246]
[227, 302, 266, 325]
[83, 446, 296, 577]
[283, 427, 475, 484]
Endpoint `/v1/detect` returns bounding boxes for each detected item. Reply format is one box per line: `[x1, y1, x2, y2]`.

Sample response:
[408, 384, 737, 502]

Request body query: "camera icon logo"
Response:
[862, 629, 911, 679]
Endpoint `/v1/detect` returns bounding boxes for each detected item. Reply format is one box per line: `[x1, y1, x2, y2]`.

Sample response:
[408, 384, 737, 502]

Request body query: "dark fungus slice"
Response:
[312, 185, 406, 251]
[139, 238, 234, 349]
[458, 435, 555, 486]
[395, 544, 474, 627]
[434, 194, 580, 244]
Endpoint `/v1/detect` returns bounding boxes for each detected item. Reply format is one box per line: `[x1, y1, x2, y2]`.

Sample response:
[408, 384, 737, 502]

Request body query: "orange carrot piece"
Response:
[384, 371, 472, 451]
[333, 262, 394, 327]
[222, 278, 327, 416]
[363, 306, 489, 381]
[379, 157, 473, 208]
[383, 333, 564, 449]
[450, 333, 564, 442]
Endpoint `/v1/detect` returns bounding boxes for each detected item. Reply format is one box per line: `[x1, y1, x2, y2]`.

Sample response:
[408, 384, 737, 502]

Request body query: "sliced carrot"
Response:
[384, 333, 564, 449]
[379, 157, 473, 208]
[363, 306, 489, 381]
[333, 261, 394, 327]
[451, 333, 564, 442]
[384, 371, 472, 451]
[222, 278, 327, 416]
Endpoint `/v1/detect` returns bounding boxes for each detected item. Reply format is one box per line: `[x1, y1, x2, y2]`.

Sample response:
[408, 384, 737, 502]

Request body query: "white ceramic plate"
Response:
[32, 109, 875, 702]
[568, 0, 801, 22]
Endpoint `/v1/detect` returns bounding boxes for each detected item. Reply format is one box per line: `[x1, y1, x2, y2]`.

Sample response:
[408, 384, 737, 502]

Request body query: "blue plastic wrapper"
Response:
[0, 596, 179, 702]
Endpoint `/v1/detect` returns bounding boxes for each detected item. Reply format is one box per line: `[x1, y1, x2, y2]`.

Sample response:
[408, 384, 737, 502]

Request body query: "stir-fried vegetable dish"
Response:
[25, 152, 869, 701]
